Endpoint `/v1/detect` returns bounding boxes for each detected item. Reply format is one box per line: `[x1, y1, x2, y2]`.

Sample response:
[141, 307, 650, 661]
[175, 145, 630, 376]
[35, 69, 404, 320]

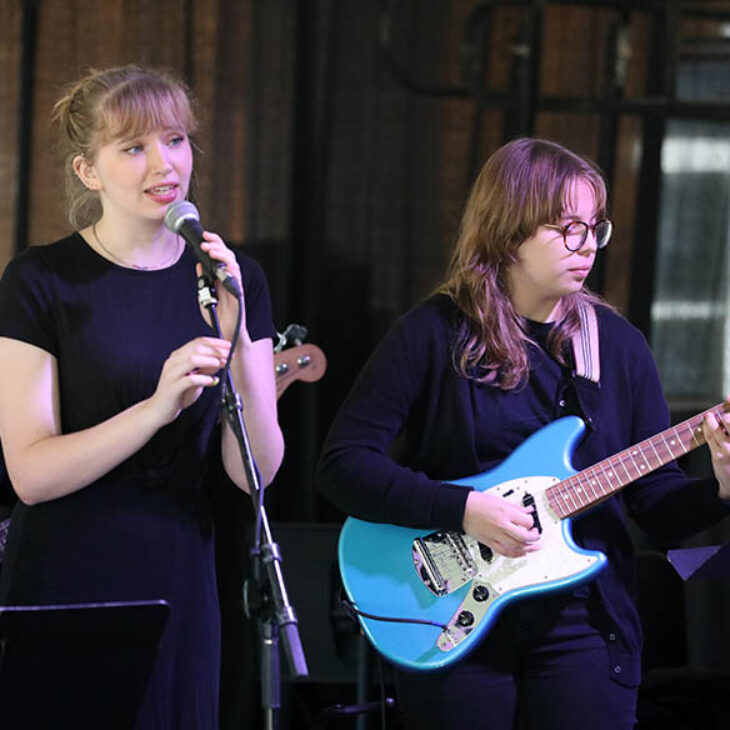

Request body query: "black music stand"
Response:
[0, 600, 169, 730]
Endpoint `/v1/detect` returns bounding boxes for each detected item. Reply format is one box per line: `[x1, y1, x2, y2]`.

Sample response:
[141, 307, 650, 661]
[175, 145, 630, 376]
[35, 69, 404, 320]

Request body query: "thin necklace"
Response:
[92, 223, 181, 271]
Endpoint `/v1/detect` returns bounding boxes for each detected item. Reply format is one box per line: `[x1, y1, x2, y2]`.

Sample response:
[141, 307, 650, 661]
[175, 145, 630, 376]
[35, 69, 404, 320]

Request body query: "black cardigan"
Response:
[318, 294, 730, 686]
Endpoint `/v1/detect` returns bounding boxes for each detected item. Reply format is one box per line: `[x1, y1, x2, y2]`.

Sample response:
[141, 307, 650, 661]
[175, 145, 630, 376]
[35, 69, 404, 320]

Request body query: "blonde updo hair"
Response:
[52, 64, 199, 229]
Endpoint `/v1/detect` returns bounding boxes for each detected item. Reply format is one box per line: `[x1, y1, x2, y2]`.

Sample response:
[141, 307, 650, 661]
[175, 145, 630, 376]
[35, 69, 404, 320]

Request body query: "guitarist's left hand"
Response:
[702, 399, 730, 499]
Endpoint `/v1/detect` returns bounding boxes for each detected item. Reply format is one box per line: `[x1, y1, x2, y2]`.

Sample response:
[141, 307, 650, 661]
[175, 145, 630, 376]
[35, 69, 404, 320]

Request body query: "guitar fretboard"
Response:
[546, 402, 729, 519]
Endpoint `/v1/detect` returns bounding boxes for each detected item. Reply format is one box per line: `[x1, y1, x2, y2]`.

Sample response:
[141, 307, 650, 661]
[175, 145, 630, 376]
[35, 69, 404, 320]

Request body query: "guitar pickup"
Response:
[522, 492, 543, 534]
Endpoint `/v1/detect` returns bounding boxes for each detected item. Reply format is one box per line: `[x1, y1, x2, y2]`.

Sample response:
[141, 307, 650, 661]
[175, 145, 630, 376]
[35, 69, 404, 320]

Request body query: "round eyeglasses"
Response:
[543, 218, 613, 252]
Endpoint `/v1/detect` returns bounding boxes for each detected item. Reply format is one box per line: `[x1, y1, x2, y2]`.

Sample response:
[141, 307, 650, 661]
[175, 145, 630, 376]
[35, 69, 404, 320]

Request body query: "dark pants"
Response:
[395, 593, 637, 730]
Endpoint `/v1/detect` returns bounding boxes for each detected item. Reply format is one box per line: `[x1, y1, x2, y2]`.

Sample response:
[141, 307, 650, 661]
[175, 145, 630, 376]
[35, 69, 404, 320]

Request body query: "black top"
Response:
[0, 232, 275, 729]
[318, 294, 730, 686]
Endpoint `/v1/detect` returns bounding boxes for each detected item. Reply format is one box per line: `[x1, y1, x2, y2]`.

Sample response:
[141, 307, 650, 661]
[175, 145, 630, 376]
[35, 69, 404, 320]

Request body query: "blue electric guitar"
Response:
[338, 403, 728, 672]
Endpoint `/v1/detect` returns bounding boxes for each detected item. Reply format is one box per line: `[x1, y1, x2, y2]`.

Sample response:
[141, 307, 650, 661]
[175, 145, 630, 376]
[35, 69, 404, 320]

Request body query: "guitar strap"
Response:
[571, 301, 600, 384]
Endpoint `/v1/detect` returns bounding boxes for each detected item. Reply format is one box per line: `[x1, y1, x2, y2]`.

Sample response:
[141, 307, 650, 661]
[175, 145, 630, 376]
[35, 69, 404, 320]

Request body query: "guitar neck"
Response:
[547, 402, 729, 519]
[274, 343, 327, 399]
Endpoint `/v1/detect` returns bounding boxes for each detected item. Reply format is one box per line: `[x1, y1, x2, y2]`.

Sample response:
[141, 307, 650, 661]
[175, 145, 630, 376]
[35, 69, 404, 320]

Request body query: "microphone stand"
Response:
[197, 274, 308, 730]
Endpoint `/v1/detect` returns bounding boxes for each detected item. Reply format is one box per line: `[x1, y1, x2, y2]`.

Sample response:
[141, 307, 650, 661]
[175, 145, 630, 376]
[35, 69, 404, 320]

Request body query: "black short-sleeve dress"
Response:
[0, 233, 276, 729]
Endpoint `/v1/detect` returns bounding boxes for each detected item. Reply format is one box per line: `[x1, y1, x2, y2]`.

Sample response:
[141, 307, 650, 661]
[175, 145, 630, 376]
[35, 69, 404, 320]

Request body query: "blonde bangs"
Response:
[97, 82, 197, 144]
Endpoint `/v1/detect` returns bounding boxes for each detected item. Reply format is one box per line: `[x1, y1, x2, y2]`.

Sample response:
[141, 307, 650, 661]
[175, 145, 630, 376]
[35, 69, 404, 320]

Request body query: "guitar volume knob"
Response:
[457, 610, 474, 627]
[472, 585, 489, 602]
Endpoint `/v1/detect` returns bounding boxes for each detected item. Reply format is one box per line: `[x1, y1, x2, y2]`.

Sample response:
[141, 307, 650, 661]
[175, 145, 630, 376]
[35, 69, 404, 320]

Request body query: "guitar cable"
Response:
[341, 593, 449, 630]
[335, 592, 399, 729]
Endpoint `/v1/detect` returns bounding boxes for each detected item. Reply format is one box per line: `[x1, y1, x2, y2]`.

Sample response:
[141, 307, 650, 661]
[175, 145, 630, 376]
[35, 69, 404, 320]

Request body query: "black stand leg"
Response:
[261, 620, 281, 729]
[356, 635, 370, 730]
[311, 634, 395, 729]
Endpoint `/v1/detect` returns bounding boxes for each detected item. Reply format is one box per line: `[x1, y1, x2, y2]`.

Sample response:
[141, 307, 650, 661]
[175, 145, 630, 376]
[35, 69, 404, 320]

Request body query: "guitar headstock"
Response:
[274, 343, 327, 399]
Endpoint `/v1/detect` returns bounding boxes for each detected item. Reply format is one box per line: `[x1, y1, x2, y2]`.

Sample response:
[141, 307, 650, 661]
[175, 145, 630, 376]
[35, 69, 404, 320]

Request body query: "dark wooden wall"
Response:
[0, 1, 296, 255]
[2, 6, 730, 717]
[1, 0, 652, 301]
[0, 1, 646, 519]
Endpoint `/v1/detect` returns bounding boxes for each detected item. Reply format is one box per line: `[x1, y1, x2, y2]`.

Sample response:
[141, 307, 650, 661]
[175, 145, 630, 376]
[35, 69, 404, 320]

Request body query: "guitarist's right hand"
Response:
[462, 491, 541, 558]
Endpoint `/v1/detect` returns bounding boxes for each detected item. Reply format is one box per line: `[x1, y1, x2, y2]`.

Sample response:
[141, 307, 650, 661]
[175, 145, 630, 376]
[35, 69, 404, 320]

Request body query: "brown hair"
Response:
[438, 137, 609, 390]
[52, 64, 199, 228]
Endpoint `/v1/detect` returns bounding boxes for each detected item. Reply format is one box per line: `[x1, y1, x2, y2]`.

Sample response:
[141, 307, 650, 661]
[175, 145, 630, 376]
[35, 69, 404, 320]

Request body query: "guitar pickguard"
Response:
[409, 476, 600, 652]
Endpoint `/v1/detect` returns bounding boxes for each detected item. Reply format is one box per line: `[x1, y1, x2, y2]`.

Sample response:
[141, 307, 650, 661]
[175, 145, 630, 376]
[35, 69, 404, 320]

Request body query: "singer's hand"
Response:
[197, 232, 247, 342]
[149, 337, 230, 424]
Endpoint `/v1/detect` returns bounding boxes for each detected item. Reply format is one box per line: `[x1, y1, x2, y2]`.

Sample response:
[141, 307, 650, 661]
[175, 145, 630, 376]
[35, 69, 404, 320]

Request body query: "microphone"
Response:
[164, 201, 241, 296]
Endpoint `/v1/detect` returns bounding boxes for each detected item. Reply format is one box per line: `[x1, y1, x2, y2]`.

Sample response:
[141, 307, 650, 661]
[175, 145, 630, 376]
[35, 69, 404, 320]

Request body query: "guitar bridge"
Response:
[412, 531, 477, 596]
